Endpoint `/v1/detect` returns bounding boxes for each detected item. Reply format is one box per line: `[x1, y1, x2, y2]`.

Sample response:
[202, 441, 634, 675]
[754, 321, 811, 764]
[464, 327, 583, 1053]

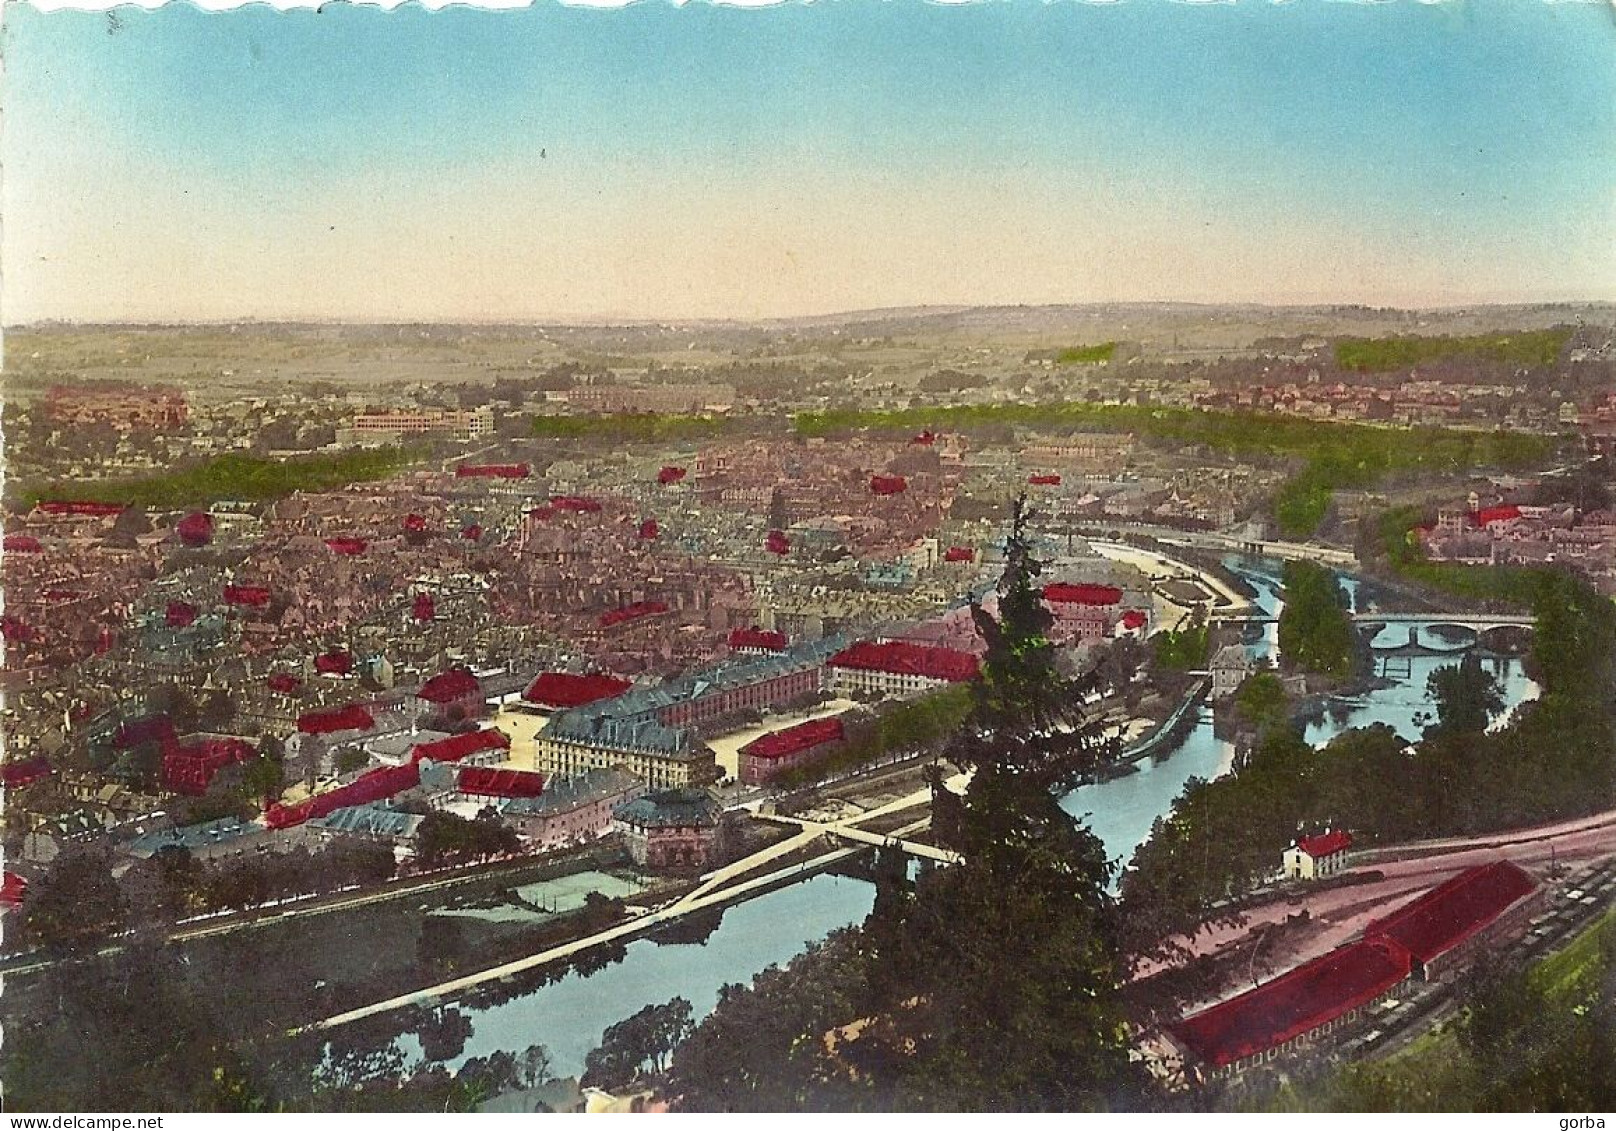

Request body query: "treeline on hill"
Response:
[1334, 328, 1572, 374]
[794, 403, 1556, 538]
[1276, 561, 1357, 679]
[1121, 573, 1616, 957]
[531, 412, 772, 443]
[1368, 506, 1560, 609]
[18, 447, 413, 511]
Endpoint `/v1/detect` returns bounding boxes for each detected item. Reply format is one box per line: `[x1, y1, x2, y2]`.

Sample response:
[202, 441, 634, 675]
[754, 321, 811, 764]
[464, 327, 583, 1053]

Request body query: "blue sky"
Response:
[4, 1, 1611, 321]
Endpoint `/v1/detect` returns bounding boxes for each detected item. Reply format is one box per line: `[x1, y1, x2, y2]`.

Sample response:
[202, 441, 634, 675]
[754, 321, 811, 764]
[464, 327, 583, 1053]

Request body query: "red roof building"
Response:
[1285, 829, 1354, 880]
[417, 667, 482, 708]
[639, 519, 659, 540]
[1170, 938, 1413, 1074]
[3, 534, 43, 553]
[38, 501, 125, 518]
[461, 523, 483, 541]
[729, 627, 788, 652]
[1476, 505, 1522, 526]
[739, 717, 845, 785]
[658, 466, 688, 485]
[1298, 829, 1354, 859]
[1173, 859, 1543, 1079]
[176, 512, 215, 546]
[551, 495, 603, 513]
[1028, 473, 1062, 486]
[456, 463, 530, 479]
[315, 650, 354, 676]
[912, 431, 936, 445]
[458, 766, 546, 799]
[296, 704, 375, 735]
[1043, 583, 1123, 606]
[166, 601, 199, 628]
[943, 546, 975, 563]
[829, 641, 980, 693]
[1, 871, 28, 909]
[412, 592, 436, 622]
[404, 513, 429, 535]
[1120, 609, 1149, 631]
[163, 736, 254, 796]
[267, 672, 302, 695]
[0, 616, 38, 643]
[600, 600, 670, 628]
[1364, 860, 1539, 978]
[325, 537, 368, 555]
[224, 584, 272, 608]
[411, 728, 511, 764]
[870, 474, 908, 496]
[266, 762, 420, 829]
[765, 529, 791, 556]
[114, 714, 177, 750]
[1, 756, 54, 788]
[523, 671, 632, 710]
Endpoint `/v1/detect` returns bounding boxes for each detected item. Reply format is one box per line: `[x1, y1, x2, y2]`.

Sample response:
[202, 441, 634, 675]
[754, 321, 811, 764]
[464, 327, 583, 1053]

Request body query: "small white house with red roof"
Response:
[1283, 828, 1354, 880]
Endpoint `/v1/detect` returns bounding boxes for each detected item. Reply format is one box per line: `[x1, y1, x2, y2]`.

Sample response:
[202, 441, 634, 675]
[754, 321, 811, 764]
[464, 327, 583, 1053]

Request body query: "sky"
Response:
[3, 0, 1613, 323]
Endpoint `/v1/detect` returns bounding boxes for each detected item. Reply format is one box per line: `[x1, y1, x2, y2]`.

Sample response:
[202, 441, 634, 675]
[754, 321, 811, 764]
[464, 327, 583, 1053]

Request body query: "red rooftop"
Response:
[1043, 583, 1123, 606]
[411, 728, 510, 764]
[829, 640, 980, 683]
[296, 704, 375, 735]
[458, 766, 546, 799]
[523, 671, 632, 709]
[600, 600, 669, 628]
[456, 463, 530, 479]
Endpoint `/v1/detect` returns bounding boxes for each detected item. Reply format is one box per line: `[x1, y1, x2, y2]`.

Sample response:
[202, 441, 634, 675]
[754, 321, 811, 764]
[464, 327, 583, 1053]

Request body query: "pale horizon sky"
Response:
[4, 1, 1613, 324]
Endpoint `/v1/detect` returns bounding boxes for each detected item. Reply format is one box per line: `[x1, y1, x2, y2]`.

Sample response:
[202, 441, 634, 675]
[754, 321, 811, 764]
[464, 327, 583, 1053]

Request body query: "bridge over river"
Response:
[303, 775, 967, 1034]
[1211, 612, 1535, 630]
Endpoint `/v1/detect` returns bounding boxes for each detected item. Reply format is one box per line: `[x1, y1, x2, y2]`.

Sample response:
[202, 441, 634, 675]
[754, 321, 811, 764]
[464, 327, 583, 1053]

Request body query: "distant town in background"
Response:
[2, 301, 1614, 1112]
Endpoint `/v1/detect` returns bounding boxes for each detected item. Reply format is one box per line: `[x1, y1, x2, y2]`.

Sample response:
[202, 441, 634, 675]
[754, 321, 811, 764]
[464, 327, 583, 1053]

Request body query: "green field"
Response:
[1056, 342, 1117, 364]
[531, 412, 749, 443]
[1335, 329, 1571, 373]
[18, 447, 414, 511]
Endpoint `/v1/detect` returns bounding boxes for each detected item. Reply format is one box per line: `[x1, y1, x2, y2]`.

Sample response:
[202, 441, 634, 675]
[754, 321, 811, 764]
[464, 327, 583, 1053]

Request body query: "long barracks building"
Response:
[534, 638, 845, 789]
[1166, 860, 1542, 1081]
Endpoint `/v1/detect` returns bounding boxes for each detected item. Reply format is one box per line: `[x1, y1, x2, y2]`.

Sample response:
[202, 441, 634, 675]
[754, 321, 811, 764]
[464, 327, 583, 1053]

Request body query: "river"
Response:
[431, 556, 1539, 1078]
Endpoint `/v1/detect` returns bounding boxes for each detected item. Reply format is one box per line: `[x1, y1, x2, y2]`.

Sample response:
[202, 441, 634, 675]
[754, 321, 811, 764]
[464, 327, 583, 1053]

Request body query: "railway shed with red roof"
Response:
[1169, 938, 1414, 1079]
[1364, 859, 1541, 980]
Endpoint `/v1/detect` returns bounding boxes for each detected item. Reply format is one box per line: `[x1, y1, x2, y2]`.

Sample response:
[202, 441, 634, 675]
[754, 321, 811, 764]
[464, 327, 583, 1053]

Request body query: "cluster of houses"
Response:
[1423, 496, 1616, 596]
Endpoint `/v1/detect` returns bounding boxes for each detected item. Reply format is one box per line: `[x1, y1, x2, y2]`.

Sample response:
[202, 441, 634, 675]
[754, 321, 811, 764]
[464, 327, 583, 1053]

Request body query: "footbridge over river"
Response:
[303, 775, 968, 1034]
